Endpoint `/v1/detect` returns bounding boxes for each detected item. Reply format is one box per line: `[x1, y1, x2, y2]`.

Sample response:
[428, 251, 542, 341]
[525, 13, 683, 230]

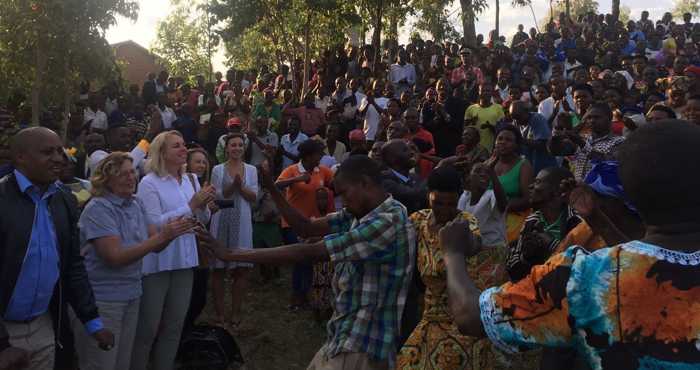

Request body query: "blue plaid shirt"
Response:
[321, 196, 416, 364]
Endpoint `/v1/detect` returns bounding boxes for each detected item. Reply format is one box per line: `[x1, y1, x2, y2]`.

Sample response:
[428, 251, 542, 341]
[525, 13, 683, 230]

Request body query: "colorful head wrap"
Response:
[584, 160, 636, 212]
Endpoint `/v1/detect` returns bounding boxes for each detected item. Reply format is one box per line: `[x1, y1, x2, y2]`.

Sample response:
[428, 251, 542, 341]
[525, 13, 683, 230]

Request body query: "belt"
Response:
[5, 315, 41, 324]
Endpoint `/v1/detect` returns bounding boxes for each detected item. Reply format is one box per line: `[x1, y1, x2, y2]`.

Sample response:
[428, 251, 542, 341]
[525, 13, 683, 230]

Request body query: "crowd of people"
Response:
[2, 8, 700, 370]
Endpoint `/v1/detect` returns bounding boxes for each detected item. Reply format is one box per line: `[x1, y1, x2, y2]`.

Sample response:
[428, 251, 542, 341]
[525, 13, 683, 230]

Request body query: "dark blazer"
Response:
[0, 173, 99, 350]
[142, 79, 157, 106]
[380, 169, 428, 215]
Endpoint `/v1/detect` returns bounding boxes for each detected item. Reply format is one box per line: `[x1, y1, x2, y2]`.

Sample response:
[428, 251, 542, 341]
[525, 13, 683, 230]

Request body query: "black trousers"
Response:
[184, 268, 210, 333]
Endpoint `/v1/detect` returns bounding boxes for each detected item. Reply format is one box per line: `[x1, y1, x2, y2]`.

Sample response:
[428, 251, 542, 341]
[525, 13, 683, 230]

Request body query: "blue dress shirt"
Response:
[5, 170, 103, 334]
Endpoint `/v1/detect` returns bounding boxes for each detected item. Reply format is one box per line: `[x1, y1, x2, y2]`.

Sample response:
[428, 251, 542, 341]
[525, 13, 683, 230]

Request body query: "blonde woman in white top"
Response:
[131, 131, 215, 370]
[210, 133, 258, 328]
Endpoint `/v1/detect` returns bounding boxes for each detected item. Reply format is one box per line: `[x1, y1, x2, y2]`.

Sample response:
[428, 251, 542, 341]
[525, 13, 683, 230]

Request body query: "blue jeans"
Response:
[282, 228, 312, 298]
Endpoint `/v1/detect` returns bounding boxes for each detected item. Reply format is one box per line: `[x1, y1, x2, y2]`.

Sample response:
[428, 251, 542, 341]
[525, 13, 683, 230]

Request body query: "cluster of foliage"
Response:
[0, 0, 138, 122]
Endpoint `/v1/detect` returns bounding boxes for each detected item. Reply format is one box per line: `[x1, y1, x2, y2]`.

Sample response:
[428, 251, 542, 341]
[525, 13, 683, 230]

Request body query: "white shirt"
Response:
[388, 63, 417, 87]
[495, 85, 510, 102]
[315, 96, 331, 113]
[104, 98, 118, 115]
[280, 132, 309, 169]
[360, 96, 389, 141]
[159, 106, 177, 129]
[136, 172, 211, 275]
[458, 190, 506, 247]
[84, 108, 108, 131]
[538, 94, 575, 121]
[564, 60, 583, 79]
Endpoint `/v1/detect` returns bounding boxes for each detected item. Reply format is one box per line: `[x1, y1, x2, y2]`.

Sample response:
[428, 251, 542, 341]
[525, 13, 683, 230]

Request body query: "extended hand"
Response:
[93, 329, 115, 351]
[439, 219, 480, 257]
[159, 217, 197, 248]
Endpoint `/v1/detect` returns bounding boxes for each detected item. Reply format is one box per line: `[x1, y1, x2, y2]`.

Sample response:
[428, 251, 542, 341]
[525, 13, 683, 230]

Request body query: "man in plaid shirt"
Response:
[197, 155, 416, 370]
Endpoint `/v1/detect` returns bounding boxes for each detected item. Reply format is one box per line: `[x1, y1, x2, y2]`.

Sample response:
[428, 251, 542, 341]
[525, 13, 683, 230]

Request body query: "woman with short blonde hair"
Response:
[131, 131, 216, 370]
[74, 151, 194, 370]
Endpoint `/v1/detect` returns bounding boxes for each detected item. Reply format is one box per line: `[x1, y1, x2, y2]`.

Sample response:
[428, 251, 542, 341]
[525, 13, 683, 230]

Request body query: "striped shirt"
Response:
[322, 196, 416, 364]
[506, 206, 581, 282]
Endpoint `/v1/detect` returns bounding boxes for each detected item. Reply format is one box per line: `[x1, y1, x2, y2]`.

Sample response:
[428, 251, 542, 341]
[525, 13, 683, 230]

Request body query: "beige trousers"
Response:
[6, 313, 54, 370]
[307, 349, 389, 370]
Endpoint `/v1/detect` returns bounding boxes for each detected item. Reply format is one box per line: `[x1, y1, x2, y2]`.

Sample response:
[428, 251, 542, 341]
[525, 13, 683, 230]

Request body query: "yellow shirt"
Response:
[464, 103, 505, 151]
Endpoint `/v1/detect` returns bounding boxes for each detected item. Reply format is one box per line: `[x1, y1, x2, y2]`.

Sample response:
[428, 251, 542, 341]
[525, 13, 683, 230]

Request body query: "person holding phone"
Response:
[210, 133, 258, 329]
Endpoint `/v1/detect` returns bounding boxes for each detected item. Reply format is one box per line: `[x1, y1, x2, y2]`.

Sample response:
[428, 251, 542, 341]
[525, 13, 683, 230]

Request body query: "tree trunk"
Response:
[495, 0, 500, 40]
[461, 0, 477, 47]
[372, 0, 384, 72]
[31, 43, 47, 126]
[612, 0, 620, 23]
[301, 13, 311, 100]
[565, 0, 571, 18]
[388, 12, 399, 42]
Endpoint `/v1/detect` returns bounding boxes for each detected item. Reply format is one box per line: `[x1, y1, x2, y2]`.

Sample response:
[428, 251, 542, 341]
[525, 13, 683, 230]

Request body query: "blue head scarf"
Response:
[583, 160, 637, 213]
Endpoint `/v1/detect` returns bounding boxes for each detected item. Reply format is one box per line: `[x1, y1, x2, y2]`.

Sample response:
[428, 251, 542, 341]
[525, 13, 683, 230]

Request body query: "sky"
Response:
[106, 0, 675, 73]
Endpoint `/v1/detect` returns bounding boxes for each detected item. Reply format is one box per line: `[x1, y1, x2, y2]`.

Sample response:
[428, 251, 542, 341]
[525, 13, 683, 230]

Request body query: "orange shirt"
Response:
[277, 163, 334, 228]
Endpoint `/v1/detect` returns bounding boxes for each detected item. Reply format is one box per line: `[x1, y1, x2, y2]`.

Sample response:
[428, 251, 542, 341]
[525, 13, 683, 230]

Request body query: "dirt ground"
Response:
[199, 267, 326, 370]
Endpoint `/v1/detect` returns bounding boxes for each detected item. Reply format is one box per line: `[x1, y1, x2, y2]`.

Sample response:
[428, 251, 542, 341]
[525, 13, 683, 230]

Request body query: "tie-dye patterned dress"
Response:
[480, 241, 700, 369]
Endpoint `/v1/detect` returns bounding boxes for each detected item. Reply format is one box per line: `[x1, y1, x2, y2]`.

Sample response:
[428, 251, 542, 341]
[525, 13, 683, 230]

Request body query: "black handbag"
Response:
[176, 324, 245, 370]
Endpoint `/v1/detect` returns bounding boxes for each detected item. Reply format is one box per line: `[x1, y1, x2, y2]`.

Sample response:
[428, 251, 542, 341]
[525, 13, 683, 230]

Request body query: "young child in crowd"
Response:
[458, 162, 508, 249]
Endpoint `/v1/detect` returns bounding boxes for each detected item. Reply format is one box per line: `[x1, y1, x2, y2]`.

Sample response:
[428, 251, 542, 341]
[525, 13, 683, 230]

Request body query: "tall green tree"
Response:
[673, 0, 700, 19]
[212, 0, 360, 95]
[460, 0, 488, 47]
[0, 0, 139, 125]
[412, 0, 460, 42]
[151, 0, 220, 80]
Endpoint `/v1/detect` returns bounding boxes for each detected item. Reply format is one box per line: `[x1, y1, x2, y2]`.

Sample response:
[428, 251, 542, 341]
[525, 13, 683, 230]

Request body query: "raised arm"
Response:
[262, 162, 331, 238]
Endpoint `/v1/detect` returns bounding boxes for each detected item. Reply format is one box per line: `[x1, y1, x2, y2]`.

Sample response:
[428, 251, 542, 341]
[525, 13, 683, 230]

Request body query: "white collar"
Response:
[390, 168, 410, 183]
[298, 162, 319, 174]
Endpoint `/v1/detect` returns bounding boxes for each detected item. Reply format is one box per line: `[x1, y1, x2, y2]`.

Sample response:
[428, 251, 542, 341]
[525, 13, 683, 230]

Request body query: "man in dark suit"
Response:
[379, 139, 428, 348]
[141, 72, 157, 107]
[0, 127, 114, 370]
[380, 139, 428, 215]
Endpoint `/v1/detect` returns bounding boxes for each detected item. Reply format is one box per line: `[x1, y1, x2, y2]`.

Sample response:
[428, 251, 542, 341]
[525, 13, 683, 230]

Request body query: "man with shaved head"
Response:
[0, 127, 114, 370]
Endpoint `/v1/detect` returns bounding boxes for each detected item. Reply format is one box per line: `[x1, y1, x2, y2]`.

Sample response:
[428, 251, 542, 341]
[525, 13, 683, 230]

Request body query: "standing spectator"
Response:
[156, 93, 177, 130]
[75, 152, 194, 370]
[84, 94, 108, 132]
[275, 140, 334, 311]
[247, 116, 279, 167]
[324, 123, 347, 163]
[552, 103, 625, 180]
[464, 83, 505, 152]
[283, 95, 325, 137]
[210, 133, 258, 328]
[183, 148, 213, 333]
[510, 101, 558, 174]
[388, 49, 417, 98]
[0, 127, 114, 370]
[142, 72, 157, 107]
[280, 117, 309, 170]
[252, 89, 282, 132]
[359, 80, 389, 143]
[131, 131, 215, 370]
